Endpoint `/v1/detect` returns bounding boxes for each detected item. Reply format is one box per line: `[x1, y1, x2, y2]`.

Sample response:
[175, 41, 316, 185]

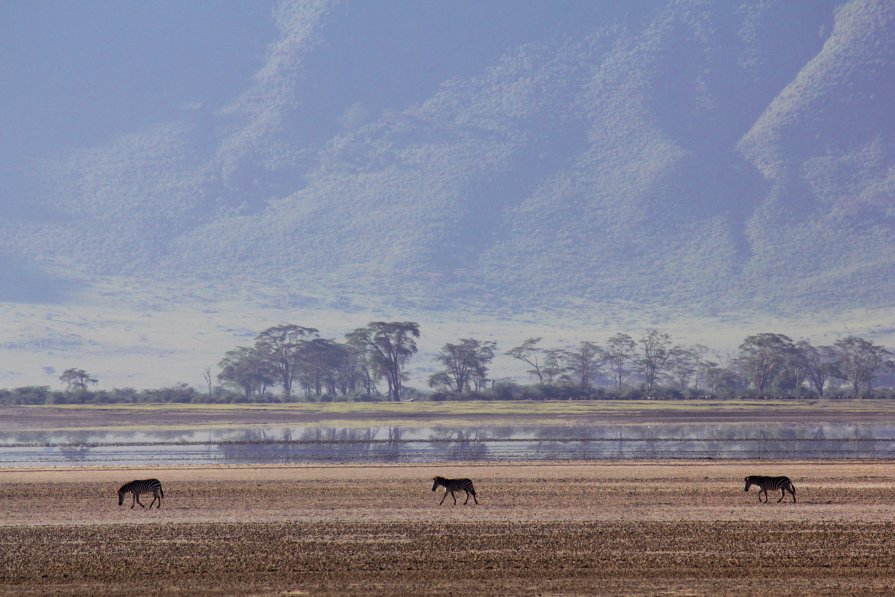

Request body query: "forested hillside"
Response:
[1, 0, 892, 313]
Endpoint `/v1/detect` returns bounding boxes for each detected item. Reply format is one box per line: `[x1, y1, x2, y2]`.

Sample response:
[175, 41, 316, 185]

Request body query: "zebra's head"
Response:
[744, 476, 755, 492]
[117, 485, 126, 506]
[432, 476, 445, 491]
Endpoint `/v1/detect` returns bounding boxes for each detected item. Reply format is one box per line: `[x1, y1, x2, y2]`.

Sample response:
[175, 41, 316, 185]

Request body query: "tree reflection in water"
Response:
[1, 422, 894, 467]
[374, 427, 404, 462]
[59, 432, 91, 463]
[431, 429, 489, 460]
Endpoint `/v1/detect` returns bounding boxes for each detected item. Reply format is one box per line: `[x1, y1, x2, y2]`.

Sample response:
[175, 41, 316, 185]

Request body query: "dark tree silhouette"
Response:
[431, 338, 496, 392]
[218, 346, 276, 400]
[59, 368, 97, 392]
[636, 329, 673, 393]
[735, 333, 796, 394]
[603, 333, 636, 392]
[255, 324, 319, 400]
[348, 322, 420, 401]
[835, 336, 893, 397]
[506, 338, 545, 384]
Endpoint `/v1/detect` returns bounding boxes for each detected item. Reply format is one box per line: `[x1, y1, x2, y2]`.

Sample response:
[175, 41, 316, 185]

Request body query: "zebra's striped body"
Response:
[432, 476, 478, 505]
[744, 475, 796, 503]
[118, 479, 164, 509]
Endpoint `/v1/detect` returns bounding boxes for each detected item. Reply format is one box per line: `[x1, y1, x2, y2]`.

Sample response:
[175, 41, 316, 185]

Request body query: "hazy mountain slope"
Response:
[1, 0, 891, 313]
[738, 0, 895, 307]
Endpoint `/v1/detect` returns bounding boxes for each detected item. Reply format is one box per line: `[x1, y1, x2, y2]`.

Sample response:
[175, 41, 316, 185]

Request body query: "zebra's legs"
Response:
[464, 490, 478, 505]
[450, 490, 457, 505]
[131, 493, 136, 509]
[777, 489, 786, 503]
[439, 491, 448, 505]
[148, 493, 159, 509]
[135, 494, 145, 508]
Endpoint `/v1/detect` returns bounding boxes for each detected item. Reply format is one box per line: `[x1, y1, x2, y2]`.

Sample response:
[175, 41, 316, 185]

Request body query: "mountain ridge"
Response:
[1, 0, 892, 314]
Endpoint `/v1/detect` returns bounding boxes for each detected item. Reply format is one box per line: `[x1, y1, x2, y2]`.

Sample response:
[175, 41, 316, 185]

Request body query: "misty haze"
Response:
[4, 3, 895, 595]
[1, 0, 893, 392]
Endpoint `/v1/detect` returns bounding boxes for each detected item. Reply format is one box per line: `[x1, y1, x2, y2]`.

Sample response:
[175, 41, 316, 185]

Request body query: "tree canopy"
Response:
[348, 322, 420, 401]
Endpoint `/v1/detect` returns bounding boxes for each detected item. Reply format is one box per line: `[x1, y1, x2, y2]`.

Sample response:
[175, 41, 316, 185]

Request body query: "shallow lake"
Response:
[1, 422, 894, 467]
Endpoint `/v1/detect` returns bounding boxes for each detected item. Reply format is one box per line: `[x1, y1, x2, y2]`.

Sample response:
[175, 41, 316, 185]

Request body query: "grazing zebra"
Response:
[118, 479, 164, 509]
[744, 475, 796, 503]
[432, 476, 478, 505]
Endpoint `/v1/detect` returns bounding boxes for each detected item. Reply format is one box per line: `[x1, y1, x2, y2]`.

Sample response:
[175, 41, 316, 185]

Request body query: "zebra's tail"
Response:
[160, 486, 165, 498]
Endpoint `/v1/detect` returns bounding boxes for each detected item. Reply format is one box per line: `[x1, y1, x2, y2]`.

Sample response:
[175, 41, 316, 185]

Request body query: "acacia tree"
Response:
[505, 338, 545, 384]
[427, 371, 454, 392]
[255, 324, 319, 400]
[603, 333, 636, 392]
[735, 333, 796, 394]
[797, 341, 842, 397]
[542, 348, 571, 385]
[566, 341, 602, 389]
[666, 346, 698, 390]
[349, 322, 420, 401]
[635, 329, 673, 393]
[431, 338, 497, 393]
[344, 333, 378, 396]
[834, 336, 893, 397]
[337, 343, 369, 396]
[690, 344, 710, 391]
[59, 368, 97, 392]
[468, 339, 498, 392]
[202, 367, 214, 399]
[217, 346, 276, 400]
[294, 338, 346, 397]
[776, 341, 815, 395]
[705, 362, 743, 395]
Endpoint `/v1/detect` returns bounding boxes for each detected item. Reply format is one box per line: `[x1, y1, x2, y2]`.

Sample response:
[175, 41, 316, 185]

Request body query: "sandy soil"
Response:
[2, 462, 895, 595]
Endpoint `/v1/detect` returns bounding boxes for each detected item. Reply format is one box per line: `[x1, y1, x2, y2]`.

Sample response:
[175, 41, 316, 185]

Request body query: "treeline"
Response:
[2, 323, 893, 405]
[0, 384, 217, 406]
[494, 331, 895, 400]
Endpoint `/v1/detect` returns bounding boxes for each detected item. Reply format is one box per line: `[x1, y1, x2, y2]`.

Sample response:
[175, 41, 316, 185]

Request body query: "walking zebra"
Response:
[432, 476, 478, 505]
[118, 479, 164, 509]
[744, 475, 796, 503]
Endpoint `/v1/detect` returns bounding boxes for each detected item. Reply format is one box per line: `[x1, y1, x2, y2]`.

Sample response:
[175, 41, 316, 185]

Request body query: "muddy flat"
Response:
[1, 461, 894, 595]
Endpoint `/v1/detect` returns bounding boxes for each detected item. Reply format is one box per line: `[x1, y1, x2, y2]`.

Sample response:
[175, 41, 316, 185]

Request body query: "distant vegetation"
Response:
[4, 2, 893, 314]
[2, 322, 893, 406]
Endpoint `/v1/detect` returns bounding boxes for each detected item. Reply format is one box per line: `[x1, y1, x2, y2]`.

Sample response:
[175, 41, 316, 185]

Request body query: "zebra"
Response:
[744, 475, 796, 503]
[118, 479, 164, 509]
[432, 476, 478, 505]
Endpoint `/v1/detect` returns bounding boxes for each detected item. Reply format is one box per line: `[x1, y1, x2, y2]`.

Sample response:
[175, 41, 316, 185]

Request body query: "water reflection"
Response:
[0, 422, 893, 467]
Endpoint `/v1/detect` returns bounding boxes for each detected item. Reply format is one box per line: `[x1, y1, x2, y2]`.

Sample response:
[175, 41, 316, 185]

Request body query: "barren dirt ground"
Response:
[2, 462, 895, 595]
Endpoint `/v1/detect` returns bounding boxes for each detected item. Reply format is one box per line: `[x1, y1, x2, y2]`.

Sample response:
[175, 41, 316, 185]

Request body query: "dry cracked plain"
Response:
[2, 462, 895, 595]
